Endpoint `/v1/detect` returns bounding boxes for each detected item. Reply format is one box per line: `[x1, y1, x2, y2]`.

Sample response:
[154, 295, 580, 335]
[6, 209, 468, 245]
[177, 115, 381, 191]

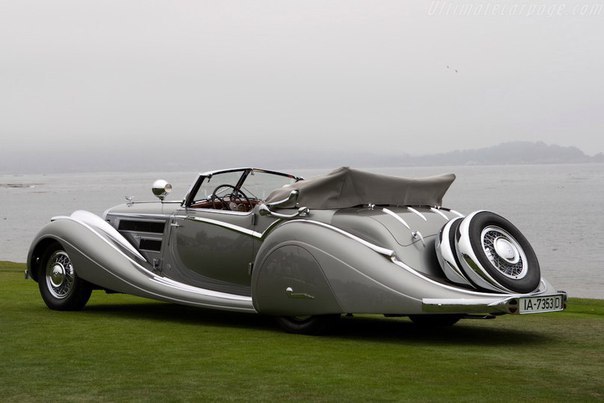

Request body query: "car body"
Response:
[27, 167, 566, 333]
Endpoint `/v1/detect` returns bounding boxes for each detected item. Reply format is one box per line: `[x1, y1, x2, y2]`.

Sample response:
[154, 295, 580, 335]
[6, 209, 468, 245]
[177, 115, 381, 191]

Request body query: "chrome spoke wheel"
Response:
[453, 211, 541, 293]
[45, 251, 76, 299]
[38, 245, 92, 311]
[481, 226, 528, 280]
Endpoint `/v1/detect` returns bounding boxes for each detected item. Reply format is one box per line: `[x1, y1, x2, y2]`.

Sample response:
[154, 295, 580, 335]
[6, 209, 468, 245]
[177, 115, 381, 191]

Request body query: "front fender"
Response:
[27, 211, 255, 312]
[27, 211, 151, 285]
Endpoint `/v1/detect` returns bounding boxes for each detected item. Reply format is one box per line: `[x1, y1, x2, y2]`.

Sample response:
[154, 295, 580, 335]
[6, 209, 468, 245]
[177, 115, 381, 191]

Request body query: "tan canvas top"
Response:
[264, 167, 455, 209]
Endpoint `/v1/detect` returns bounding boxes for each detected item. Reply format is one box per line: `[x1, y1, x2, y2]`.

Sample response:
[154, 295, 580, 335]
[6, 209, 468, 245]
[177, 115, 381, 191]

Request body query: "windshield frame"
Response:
[183, 168, 302, 208]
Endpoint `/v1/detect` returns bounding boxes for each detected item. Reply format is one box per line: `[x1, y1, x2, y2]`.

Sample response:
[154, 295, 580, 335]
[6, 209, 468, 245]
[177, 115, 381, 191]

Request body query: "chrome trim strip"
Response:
[176, 214, 283, 240]
[257, 220, 283, 239]
[107, 213, 172, 220]
[449, 209, 464, 218]
[382, 208, 410, 229]
[187, 216, 395, 258]
[188, 216, 264, 239]
[202, 209, 252, 217]
[281, 220, 396, 258]
[407, 207, 427, 221]
[391, 256, 547, 297]
[430, 207, 449, 220]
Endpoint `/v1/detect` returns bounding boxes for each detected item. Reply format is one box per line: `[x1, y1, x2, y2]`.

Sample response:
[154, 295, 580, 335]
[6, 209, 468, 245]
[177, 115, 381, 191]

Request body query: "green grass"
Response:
[1, 261, 603, 402]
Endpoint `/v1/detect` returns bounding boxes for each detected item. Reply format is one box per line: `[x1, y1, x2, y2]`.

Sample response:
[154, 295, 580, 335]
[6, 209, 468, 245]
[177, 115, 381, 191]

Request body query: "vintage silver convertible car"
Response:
[27, 167, 566, 333]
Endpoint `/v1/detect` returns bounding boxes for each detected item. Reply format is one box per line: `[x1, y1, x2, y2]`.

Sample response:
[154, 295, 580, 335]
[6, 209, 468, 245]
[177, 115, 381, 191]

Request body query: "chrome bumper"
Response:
[422, 291, 567, 315]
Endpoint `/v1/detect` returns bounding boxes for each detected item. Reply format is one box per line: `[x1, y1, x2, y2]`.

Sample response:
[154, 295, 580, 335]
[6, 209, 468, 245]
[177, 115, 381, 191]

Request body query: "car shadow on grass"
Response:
[82, 301, 275, 329]
[333, 315, 551, 346]
[79, 301, 552, 346]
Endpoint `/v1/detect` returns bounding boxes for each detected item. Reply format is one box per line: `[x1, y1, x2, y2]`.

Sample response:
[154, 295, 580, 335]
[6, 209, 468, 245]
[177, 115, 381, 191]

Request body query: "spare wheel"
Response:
[456, 211, 541, 293]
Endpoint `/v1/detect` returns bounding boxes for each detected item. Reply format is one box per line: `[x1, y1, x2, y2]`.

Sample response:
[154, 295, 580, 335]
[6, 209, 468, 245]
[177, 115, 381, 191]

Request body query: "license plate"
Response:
[519, 295, 565, 314]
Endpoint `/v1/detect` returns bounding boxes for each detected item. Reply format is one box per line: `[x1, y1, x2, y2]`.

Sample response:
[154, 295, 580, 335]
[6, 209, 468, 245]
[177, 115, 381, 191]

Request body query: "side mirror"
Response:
[152, 179, 172, 201]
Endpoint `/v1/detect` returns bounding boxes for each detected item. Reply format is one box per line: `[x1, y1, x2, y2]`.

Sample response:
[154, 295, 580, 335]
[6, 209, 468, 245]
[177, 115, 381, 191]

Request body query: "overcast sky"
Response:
[1, 0, 603, 173]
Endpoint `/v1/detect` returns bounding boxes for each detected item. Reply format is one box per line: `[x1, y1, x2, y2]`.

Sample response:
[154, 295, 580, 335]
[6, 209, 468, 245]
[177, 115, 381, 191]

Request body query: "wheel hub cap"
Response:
[481, 225, 528, 279]
[50, 263, 66, 287]
[45, 251, 75, 299]
[493, 237, 520, 264]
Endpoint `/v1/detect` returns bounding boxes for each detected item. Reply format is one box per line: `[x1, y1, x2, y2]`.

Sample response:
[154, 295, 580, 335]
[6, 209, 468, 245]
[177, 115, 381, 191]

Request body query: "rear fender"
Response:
[251, 219, 545, 316]
[252, 220, 426, 315]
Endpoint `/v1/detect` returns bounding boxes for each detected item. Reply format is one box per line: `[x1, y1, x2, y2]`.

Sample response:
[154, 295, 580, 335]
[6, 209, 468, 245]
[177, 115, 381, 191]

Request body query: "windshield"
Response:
[195, 171, 245, 201]
[189, 169, 299, 207]
[240, 170, 298, 200]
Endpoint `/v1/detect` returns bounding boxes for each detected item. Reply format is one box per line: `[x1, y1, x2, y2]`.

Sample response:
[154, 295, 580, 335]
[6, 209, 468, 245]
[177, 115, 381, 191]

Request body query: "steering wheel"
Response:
[210, 184, 251, 211]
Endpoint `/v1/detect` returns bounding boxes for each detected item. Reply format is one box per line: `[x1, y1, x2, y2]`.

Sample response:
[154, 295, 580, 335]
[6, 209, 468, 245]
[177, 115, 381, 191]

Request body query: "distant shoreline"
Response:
[1, 141, 602, 175]
[1, 158, 603, 177]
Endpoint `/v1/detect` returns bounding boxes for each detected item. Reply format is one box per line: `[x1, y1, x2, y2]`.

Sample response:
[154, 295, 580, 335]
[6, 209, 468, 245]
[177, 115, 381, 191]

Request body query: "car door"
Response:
[163, 168, 299, 295]
[166, 206, 256, 293]
[163, 170, 257, 294]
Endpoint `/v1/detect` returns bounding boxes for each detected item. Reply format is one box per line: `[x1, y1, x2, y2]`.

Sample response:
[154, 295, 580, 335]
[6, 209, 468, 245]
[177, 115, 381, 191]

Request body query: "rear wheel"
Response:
[277, 315, 340, 335]
[38, 246, 92, 311]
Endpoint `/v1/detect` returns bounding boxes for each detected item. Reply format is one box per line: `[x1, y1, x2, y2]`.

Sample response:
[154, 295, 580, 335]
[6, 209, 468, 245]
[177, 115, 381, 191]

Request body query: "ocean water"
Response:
[1, 164, 602, 299]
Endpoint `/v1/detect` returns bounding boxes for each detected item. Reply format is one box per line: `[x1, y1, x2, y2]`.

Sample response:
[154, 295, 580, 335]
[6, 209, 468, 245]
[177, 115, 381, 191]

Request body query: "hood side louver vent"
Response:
[139, 239, 162, 251]
[118, 220, 165, 233]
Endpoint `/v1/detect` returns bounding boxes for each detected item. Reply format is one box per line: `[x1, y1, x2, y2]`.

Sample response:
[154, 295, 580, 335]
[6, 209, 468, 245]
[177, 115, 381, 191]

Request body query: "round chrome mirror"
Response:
[152, 179, 172, 201]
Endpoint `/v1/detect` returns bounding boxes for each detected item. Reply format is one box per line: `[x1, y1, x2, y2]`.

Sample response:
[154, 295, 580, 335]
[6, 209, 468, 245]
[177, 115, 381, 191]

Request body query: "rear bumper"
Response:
[422, 291, 567, 315]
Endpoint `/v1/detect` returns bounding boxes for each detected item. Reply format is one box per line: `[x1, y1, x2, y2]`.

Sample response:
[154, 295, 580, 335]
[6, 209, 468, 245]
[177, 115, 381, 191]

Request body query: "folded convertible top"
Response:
[264, 167, 455, 209]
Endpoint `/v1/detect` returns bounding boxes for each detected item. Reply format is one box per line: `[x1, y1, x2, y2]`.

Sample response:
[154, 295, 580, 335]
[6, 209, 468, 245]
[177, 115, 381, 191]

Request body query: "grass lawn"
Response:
[1, 261, 603, 402]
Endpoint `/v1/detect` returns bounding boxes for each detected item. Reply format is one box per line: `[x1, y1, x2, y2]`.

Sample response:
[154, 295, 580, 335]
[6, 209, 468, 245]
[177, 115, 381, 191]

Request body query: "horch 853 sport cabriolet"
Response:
[27, 167, 566, 334]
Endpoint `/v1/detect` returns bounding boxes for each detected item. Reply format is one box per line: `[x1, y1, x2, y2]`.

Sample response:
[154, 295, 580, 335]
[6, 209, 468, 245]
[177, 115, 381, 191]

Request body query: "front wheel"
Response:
[276, 315, 340, 335]
[38, 246, 92, 311]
